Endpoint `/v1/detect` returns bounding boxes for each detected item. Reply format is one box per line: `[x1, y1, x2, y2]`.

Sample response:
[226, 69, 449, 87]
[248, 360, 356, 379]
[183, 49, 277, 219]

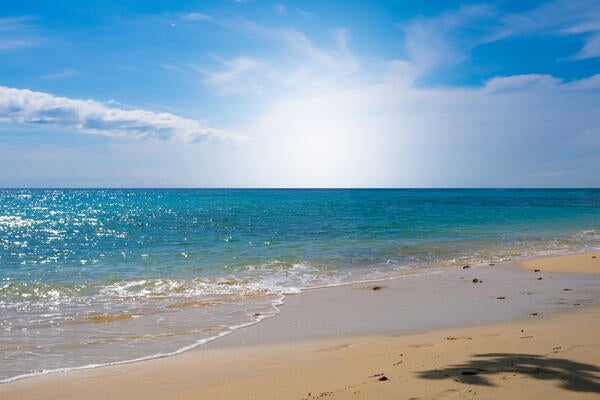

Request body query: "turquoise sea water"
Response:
[1, 189, 599, 381]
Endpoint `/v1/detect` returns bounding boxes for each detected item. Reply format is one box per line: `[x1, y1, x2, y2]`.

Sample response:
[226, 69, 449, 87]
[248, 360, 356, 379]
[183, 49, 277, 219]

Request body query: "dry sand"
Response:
[519, 251, 600, 274]
[3, 252, 600, 400]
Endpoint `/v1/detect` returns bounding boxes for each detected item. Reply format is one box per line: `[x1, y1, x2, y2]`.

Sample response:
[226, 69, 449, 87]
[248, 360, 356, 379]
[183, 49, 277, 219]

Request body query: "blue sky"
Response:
[0, 0, 599, 187]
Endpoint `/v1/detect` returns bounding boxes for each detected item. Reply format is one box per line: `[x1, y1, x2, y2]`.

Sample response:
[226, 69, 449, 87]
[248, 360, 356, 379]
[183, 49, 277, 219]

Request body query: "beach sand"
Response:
[3, 252, 599, 399]
[518, 251, 600, 274]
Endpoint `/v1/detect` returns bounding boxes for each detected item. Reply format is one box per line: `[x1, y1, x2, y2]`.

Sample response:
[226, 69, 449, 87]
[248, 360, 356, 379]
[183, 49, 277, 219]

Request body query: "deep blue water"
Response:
[1, 189, 599, 381]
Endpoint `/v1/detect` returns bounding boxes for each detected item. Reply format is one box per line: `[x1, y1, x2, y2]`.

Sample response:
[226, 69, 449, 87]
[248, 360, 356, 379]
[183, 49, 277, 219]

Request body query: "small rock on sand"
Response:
[496, 296, 506, 299]
[537, 277, 543, 280]
[462, 265, 470, 269]
[472, 278, 480, 283]
[534, 269, 541, 272]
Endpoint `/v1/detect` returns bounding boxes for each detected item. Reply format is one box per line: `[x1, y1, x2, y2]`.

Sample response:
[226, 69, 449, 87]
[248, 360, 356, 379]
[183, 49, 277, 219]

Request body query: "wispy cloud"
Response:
[238, 20, 359, 77]
[39, 68, 78, 80]
[193, 56, 268, 94]
[490, 0, 600, 39]
[572, 31, 600, 59]
[295, 8, 314, 18]
[397, 0, 600, 76]
[490, 0, 600, 59]
[194, 19, 359, 94]
[180, 12, 210, 21]
[275, 4, 288, 16]
[483, 74, 563, 93]
[202, 57, 262, 83]
[0, 16, 44, 50]
[0, 87, 242, 143]
[163, 17, 360, 96]
[399, 5, 495, 74]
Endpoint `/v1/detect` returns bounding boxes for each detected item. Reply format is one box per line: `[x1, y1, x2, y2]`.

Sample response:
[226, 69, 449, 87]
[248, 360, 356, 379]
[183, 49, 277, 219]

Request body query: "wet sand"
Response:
[2, 252, 599, 399]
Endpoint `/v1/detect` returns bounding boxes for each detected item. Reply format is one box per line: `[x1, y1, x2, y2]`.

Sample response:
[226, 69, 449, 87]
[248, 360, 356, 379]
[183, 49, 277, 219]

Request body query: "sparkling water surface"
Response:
[1, 189, 599, 381]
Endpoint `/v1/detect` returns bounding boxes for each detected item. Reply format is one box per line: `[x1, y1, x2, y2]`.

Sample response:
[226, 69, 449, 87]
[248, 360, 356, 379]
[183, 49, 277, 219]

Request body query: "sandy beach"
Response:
[3, 251, 599, 400]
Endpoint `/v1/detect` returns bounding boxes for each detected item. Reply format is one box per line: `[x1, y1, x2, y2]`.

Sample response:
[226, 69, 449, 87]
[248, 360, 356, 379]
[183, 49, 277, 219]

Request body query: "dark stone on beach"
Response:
[531, 313, 538, 316]
[461, 371, 478, 376]
[496, 296, 506, 299]
[372, 286, 383, 291]
[378, 376, 389, 381]
[537, 277, 543, 280]
[534, 269, 541, 272]
[472, 278, 479, 283]
[462, 265, 470, 269]
[563, 288, 572, 291]
[592, 256, 597, 258]
[489, 263, 495, 266]
[574, 303, 581, 306]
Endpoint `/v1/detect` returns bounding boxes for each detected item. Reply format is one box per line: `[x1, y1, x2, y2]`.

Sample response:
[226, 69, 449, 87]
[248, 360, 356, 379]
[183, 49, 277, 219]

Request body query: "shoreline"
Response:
[203, 251, 600, 349]
[2, 251, 599, 399]
[0, 249, 590, 384]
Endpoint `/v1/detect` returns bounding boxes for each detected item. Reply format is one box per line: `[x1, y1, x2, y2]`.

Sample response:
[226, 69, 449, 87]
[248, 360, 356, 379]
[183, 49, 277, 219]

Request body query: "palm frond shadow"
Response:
[418, 353, 600, 393]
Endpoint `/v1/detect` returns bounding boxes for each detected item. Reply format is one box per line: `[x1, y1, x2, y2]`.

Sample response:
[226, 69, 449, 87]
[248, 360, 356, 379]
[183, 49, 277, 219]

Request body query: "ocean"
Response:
[1, 188, 599, 382]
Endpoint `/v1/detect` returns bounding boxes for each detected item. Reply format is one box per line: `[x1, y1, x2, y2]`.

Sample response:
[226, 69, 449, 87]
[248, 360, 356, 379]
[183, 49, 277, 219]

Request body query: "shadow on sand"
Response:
[418, 353, 600, 393]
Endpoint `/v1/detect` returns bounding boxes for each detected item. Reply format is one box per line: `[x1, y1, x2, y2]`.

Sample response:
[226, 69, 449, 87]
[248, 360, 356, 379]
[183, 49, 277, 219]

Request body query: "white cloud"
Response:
[0, 87, 242, 143]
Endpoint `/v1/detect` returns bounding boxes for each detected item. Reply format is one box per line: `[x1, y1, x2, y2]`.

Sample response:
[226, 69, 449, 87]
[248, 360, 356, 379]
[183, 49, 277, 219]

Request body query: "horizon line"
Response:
[1, 187, 599, 190]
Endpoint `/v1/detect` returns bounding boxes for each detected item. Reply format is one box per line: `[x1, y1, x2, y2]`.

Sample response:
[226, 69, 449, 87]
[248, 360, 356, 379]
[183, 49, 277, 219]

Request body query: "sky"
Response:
[0, 0, 599, 188]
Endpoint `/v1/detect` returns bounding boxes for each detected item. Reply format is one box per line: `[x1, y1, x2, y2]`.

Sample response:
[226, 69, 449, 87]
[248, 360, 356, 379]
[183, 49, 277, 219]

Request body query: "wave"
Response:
[1, 228, 599, 383]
